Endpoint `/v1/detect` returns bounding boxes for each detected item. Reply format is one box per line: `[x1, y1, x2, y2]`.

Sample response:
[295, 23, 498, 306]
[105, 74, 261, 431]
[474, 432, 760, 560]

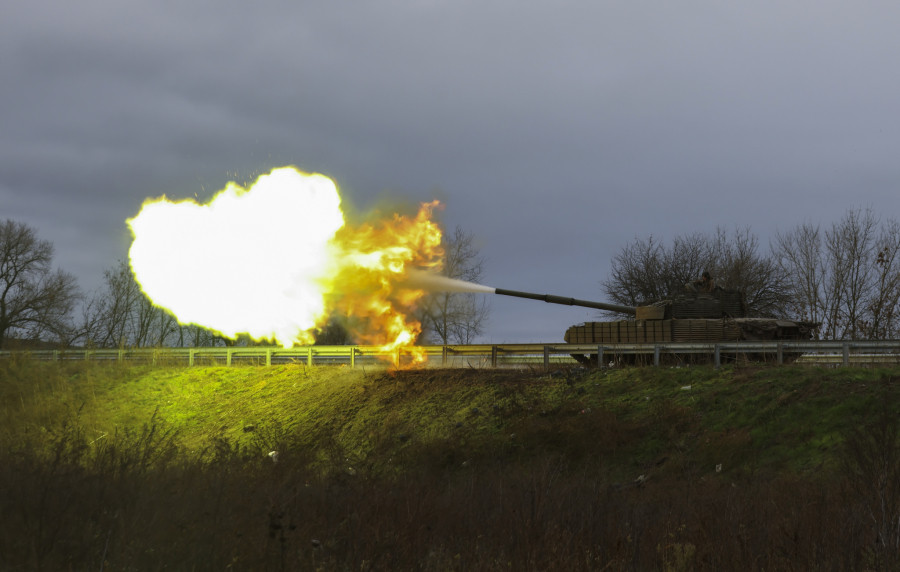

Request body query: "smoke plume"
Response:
[404, 270, 495, 294]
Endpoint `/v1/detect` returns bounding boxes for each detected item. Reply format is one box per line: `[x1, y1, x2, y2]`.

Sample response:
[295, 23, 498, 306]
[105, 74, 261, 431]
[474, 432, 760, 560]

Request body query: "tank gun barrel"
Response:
[494, 288, 637, 316]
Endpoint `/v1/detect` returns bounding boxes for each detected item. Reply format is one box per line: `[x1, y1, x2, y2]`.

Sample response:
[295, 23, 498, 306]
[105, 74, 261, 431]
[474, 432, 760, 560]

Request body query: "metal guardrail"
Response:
[3, 340, 900, 368]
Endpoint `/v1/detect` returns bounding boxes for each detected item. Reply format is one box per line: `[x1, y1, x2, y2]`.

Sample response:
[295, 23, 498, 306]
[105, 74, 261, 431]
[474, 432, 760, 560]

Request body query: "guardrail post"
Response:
[598, 346, 604, 368]
[117, 349, 124, 364]
[777, 342, 783, 365]
[397, 347, 402, 367]
[266, 348, 272, 367]
[189, 349, 194, 367]
[85, 351, 90, 362]
[350, 347, 356, 369]
[491, 346, 498, 368]
[307, 347, 313, 367]
[714, 345, 721, 369]
[843, 342, 849, 367]
[442, 346, 448, 366]
[543, 346, 550, 370]
[654, 345, 660, 367]
[225, 349, 232, 367]
[53, 350, 59, 361]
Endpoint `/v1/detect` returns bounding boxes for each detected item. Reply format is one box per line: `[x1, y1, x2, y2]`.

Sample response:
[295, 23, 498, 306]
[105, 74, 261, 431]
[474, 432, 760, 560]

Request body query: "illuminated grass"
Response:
[2, 358, 900, 479]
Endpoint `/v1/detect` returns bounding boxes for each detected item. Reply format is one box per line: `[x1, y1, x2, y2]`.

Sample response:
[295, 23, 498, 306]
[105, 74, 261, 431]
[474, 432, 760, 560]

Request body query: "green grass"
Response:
[3, 357, 900, 480]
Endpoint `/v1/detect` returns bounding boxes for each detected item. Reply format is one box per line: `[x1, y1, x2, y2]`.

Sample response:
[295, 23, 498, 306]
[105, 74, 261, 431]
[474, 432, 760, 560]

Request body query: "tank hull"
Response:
[565, 318, 817, 366]
[564, 318, 817, 344]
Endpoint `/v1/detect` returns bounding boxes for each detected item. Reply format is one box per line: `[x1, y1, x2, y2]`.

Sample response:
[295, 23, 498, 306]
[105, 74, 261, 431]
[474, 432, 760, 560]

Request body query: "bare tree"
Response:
[864, 220, 900, 339]
[602, 236, 671, 305]
[602, 227, 790, 318]
[707, 227, 792, 318]
[0, 220, 81, 348]
[82, 259, 225, 347]
[447, 292, 491, 344]
[773, 207, 899, 340]
[81, 259, 143, 347]
[826, 207, 879, 339]
[419, 226, 492, 344]
[187, 326, 227, 347]
[772, 222, 827, 327]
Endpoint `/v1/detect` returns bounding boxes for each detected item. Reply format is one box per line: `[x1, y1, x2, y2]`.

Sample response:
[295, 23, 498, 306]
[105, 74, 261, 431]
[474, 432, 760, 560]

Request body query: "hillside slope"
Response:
[2, 358, 897, 479]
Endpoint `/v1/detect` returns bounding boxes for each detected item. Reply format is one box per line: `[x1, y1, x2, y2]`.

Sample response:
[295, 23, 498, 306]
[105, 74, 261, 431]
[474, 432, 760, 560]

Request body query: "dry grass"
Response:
[5, 360, 900, 569]
[0, 410, 896, 571]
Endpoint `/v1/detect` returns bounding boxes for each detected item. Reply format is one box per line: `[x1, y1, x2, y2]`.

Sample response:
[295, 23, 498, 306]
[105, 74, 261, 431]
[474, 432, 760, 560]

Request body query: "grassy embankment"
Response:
[1, 356, 896, 478]
[3, 357, 900, 570]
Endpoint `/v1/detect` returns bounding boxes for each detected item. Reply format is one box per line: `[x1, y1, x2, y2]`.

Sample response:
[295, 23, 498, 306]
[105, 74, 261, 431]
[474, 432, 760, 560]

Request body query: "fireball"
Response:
[127, 167, 442, 353]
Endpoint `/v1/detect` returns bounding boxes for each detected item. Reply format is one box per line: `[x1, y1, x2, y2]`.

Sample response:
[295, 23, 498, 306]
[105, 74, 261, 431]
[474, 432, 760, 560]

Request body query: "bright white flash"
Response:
[128, 167, 345, 347]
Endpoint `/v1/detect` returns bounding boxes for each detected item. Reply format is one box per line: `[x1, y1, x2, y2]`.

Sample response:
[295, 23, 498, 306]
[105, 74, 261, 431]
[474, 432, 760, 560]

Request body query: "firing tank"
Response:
[495, 287, 817, 364]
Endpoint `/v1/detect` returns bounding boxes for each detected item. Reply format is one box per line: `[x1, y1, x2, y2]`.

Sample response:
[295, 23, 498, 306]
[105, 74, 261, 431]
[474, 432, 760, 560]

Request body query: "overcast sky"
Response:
[2, 0, 899, 342]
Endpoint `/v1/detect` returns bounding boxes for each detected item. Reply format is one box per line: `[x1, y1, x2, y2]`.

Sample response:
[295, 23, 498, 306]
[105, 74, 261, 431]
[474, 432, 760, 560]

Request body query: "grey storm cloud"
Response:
[1, 0, 899, 341]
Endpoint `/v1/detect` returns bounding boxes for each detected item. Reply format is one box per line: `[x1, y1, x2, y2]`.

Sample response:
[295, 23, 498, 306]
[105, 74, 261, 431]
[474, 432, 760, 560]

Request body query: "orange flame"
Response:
[127, 167, 442, 362]
[326, 200, 443, 359]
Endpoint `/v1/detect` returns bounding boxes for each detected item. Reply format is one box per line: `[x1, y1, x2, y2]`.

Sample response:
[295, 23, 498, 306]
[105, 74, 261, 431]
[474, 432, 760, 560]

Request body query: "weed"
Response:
[841, 391, 900, 571]
[3, 358, 900, 568]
